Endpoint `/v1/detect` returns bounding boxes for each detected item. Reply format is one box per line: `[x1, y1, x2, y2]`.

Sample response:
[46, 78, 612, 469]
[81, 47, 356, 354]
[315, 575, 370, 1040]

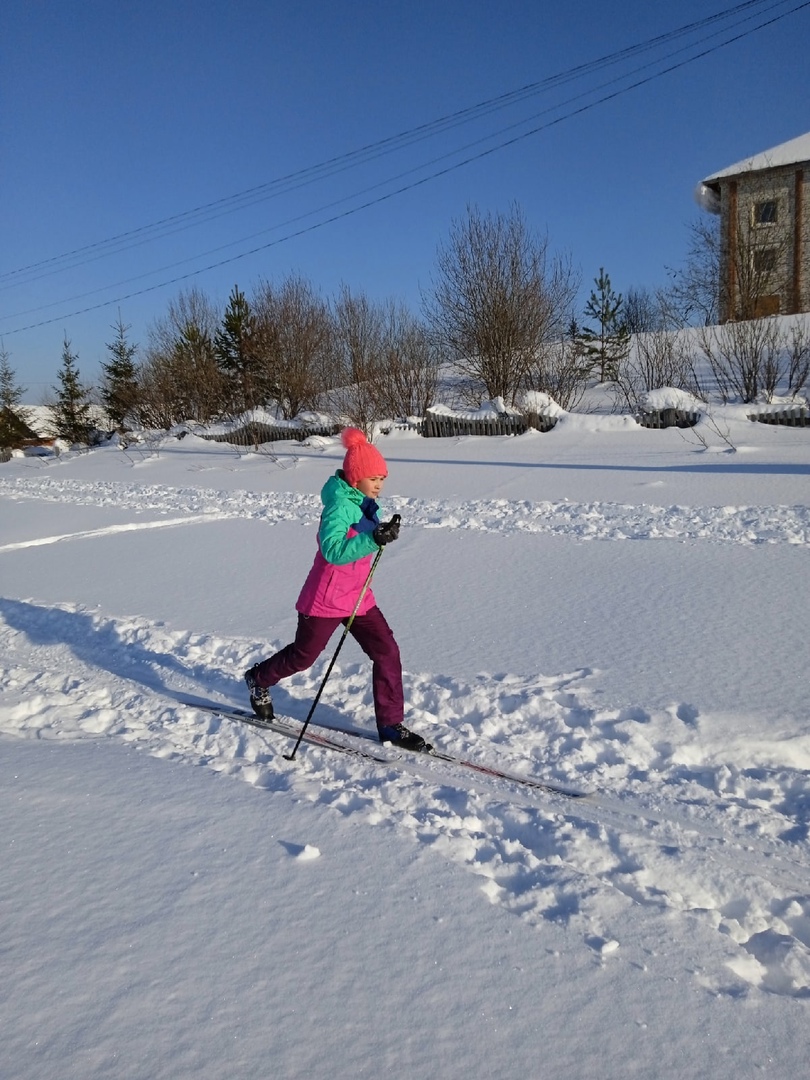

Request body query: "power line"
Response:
[3, 0, 797, 323]
[0, 0, 785, 290]
[2, 0, 808, 336]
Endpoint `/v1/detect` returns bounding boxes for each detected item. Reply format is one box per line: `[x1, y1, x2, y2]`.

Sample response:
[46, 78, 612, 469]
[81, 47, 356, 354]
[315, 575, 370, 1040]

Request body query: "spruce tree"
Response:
[0, 346, 37, 446]
[101, 315, 138, 430]
[580, 268, 630, 383]
[173, 320, 222, 422]
[52, 337, 94, 444]
[214, 285, 260, 412]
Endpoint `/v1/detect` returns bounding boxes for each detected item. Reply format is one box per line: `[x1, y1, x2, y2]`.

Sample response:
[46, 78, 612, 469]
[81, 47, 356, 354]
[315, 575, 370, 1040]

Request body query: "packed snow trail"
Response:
[2, 598, 809, 999]
[1, 475, 808, 546]
[180, 698, 588, 797]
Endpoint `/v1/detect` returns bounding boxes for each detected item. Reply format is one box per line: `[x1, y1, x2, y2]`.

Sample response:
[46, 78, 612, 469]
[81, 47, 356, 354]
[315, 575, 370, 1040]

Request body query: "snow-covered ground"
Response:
[1, 409, 809, 1078]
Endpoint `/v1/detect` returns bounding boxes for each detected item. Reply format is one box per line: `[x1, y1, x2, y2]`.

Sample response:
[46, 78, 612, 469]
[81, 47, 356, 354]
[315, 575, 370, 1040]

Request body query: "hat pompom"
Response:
[341, 427, 367, 449]
[340, 426, 388, 486]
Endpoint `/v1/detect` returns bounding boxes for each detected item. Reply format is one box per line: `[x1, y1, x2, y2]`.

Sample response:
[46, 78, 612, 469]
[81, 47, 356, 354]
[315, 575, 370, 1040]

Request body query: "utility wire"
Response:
[2, 0, 808, 335]
[3, 0, 798, 323]
[0, 0, 787, 289]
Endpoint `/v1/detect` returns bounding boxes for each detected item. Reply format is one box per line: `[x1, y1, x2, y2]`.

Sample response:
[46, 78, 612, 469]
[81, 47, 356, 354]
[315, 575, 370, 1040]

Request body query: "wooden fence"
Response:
[196, 421, 342, 447]
[421, 410, 557, 438]
[636, 409, 701, 429]
[747, 405, 810, 427]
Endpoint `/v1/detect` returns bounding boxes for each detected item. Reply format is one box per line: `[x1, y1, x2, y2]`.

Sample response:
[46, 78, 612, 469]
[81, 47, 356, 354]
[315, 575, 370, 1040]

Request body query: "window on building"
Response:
[752, 247, 778, 274]
[753, 200, 778, 225]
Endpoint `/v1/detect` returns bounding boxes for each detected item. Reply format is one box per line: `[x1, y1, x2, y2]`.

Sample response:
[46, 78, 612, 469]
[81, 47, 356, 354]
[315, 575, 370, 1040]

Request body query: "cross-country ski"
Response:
[180, 698, 588, 799]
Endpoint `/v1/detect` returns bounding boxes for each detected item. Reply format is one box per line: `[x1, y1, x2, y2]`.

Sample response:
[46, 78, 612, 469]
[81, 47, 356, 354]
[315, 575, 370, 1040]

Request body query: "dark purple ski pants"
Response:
[253, 605, 404, 730]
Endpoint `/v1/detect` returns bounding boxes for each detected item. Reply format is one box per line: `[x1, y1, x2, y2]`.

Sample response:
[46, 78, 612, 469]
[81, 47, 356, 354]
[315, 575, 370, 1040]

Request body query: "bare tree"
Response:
[525, 336, 588, 413]
[148, 288, 221, 356]
[376, 302, 439, 419]
[623, 286, 671, 334]
[252, 275, 333, 419]
[786, 321, 810, 397]
[666, 216, 721, 326]
[613, 330, 700, 412]
[697, 317, 808, 404]
[425, 204, 577, 405]
[135, 356, 185, 430]
[673, 194, 793, 327]
[137, 328, 223, 427]
[137, 288, 225, 426]
[328, 286, 387, 436]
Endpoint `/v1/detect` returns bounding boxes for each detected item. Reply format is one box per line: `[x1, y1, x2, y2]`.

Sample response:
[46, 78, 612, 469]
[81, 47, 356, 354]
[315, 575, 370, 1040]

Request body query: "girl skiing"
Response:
[244, 427, 428, 752]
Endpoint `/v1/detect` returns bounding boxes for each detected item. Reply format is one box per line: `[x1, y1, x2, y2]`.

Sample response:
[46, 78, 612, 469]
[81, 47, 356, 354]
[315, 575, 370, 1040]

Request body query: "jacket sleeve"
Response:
[318, 498, 380, 565]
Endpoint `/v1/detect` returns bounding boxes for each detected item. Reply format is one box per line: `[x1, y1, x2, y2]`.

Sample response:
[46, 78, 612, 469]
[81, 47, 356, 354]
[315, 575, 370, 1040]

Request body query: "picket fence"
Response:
[201, 412, 561, 444]
[747, 405, 810, 427]
[636, 409, 701, 429]
[197, 421, 341, 447]
[421, 409, 558, 437]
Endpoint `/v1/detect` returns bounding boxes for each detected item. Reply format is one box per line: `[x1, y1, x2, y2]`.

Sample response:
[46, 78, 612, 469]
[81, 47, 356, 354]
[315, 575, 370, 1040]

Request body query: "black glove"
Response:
[373, 515, 401, 546]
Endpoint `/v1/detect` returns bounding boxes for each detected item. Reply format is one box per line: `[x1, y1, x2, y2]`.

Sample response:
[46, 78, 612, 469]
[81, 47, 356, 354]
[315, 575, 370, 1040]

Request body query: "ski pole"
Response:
[284, 514, 399, 761]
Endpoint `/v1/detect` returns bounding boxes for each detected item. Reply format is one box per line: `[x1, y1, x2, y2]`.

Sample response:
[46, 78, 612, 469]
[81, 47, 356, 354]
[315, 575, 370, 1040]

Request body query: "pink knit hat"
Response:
[341, 427, 388, 486]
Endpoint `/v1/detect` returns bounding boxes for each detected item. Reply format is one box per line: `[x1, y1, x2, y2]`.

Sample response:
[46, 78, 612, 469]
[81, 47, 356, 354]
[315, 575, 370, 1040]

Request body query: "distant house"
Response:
[699, 131, 810, 321]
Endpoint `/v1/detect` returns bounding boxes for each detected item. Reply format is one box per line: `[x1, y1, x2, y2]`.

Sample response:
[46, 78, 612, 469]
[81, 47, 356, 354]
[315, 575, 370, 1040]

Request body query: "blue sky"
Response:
[3, 0, 810, 401]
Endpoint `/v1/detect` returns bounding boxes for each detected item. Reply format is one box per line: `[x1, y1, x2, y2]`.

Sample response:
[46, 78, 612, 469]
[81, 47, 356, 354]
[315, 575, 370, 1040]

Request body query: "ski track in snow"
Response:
[1, 475, 809, 547]
[1, 597, 809, 1000]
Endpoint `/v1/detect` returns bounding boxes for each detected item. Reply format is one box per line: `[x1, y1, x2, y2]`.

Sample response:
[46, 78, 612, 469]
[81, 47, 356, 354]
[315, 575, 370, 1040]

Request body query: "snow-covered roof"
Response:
[702, 130, 810, 184]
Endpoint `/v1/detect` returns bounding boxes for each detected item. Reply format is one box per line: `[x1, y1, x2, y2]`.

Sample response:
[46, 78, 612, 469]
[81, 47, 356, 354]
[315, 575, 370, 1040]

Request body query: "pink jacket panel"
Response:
[296, 540, 377, 618]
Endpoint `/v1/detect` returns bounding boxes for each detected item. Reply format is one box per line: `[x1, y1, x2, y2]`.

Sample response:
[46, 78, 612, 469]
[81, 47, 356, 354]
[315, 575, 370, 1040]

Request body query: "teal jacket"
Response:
[296, 471, 381, 617]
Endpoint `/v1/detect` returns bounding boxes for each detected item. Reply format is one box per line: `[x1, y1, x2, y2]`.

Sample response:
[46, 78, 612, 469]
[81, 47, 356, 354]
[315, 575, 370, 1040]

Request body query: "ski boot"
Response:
[378, 723, 432, 753]
[244, 665, 274, 721]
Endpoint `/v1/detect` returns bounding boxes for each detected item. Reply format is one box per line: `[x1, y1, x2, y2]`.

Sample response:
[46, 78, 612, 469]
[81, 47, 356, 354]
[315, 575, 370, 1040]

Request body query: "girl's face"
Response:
[355, 474, 386, 499]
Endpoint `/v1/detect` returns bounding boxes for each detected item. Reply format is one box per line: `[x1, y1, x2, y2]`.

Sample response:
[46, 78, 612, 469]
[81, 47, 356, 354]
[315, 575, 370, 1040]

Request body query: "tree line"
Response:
[2, 202, 808, 448]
